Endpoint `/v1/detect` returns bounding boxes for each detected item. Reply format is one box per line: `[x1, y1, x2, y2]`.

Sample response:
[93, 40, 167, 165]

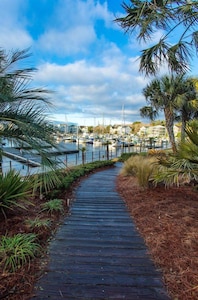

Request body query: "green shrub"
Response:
[118, 152, 148, 162]
[46, 189, 60, 199]
[37, 160, 115, 198]
[41, 199, 64, 215]
[0, 170, 33, 216]
[0, 233, 41, 272]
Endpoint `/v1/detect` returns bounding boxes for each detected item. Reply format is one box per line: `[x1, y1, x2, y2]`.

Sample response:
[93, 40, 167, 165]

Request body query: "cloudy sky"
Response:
[1, 0, 197, 126]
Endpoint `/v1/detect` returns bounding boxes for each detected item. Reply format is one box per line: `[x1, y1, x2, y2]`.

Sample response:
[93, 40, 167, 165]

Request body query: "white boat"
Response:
[109, 139, 123, 148]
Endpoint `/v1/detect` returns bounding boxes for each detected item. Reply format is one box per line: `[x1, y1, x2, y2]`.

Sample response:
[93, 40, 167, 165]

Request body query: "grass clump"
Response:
[0, 233, 41, 272]
[25, 217, 52, 230]
[120, 155, 158, 188]
[41, 199, 64, 215]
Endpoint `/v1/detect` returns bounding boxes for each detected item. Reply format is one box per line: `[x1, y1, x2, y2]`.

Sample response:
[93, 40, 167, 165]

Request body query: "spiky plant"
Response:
[0, 170, 33, 217]
[153, 121, 198, 187]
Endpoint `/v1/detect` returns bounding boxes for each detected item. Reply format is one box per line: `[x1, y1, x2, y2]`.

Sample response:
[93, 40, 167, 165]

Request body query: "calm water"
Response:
[2, 142, 134, 176]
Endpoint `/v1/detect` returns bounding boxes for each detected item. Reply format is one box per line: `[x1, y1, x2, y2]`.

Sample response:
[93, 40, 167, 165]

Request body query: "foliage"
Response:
[140, 74, 198, 153]
[153, 155, 198, 187]
[0, 48, 56, 154]
[153, 122, 198, 187]
[115, 1, 198, 75]
[33, 169, 61, 196]
[46, 160, 115, 193]
[0, 47, 60, 191]
[118, 152, 140, 162]
[0, 233, 41, 272]
[0, 170, 33, 217]
[120, 155, 158, 188]
[148, 149, 167, 158]
[41, 199, 64, 215]
[25, 218, 52, 230]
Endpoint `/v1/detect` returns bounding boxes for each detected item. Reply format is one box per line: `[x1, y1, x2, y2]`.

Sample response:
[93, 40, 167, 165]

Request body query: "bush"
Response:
[120, 155, 158, 188]
[0, 233, 41, 272]
[118, 152, 147, 162]
[41, 199, 64, 215]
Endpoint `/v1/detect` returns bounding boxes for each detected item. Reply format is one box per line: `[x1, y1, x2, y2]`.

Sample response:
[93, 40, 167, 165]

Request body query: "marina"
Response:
[1, 135, 169, 176]
[1, 140, 133, 176]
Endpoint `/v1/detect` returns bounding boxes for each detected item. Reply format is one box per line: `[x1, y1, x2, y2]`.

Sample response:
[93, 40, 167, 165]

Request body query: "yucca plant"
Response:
[0, 233, 41, 272]
[41, 199, 64, 215]
[0, 170, 33, 217]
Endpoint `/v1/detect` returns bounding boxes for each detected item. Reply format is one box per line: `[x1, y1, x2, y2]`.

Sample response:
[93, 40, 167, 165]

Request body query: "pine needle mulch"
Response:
[116, 175, 198, 300]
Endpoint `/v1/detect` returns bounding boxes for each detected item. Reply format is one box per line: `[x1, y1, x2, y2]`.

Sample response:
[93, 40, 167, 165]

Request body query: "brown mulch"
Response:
[1, 166, 198, 300]
[116, 174, 198, 300]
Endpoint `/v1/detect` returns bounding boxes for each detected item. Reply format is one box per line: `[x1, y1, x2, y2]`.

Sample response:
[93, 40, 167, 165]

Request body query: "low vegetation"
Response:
[0, 233, 41, 273]
[120, 155, 158, 188]
[41, 199, 64, 215]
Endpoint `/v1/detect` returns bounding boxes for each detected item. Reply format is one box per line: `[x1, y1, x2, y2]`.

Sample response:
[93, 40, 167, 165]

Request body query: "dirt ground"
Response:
[0, 168, 198, 300]
[116, 174, 198, 300]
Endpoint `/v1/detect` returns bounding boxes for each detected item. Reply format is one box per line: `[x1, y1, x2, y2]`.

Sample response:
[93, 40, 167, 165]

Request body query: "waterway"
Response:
[2, 141, 135, 176]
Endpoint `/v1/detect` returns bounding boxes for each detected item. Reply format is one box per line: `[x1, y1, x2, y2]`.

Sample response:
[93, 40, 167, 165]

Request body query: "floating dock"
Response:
[3, 146, 79, 167]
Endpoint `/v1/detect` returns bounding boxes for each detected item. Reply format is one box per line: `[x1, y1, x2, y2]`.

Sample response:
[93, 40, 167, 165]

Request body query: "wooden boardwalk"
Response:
[32, 163, 170, 300]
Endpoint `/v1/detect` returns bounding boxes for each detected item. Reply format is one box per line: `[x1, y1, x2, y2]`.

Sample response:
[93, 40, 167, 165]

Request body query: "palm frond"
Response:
[140, 39, 169, 75]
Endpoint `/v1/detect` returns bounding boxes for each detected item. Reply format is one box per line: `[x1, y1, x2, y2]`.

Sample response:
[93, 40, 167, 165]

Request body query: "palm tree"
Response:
[140, 106, 157, 121]
[140, 74, 192, 153]
[174, 78, 198, 141]
[115, 1, 198, 75]
[0, 48, 57, 176]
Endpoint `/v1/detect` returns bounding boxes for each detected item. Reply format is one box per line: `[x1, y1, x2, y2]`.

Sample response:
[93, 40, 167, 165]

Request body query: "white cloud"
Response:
[0, 0, 152, 125]
[0, 0, 32, 49]
[38, 25, 96, 55]
[0, 28, 32, 50]
[34, 46, 149, 124]
[36, 0, 115, 57]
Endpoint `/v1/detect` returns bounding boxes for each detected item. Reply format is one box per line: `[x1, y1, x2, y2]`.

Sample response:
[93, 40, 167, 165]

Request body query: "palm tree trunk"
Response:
[181, 111, 187, 142]
[164, 107, 177, 153]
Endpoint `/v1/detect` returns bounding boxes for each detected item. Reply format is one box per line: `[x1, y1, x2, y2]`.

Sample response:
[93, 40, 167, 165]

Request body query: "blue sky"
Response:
[0, 0, 197, 126]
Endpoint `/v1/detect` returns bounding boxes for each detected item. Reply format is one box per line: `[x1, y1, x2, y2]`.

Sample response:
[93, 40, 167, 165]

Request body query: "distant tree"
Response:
[115, 1, 198, 75]
[88, 126, 93, 133]
[104, 125, 110, 134]
[150, 120, 165, 126]
[131, 121, 143, 134]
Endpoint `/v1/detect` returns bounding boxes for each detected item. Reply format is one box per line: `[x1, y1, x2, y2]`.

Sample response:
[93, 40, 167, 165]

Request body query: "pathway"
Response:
[32, 163, 170, 300]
